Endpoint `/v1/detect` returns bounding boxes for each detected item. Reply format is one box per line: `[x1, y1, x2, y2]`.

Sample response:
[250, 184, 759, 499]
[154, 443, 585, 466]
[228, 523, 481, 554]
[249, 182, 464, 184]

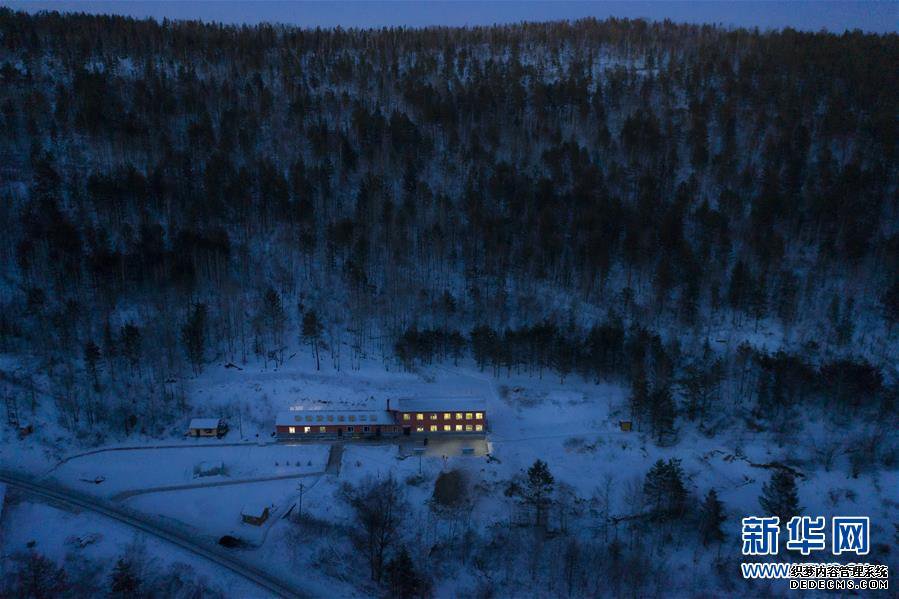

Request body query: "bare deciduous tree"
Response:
[340, 475, 408, 582]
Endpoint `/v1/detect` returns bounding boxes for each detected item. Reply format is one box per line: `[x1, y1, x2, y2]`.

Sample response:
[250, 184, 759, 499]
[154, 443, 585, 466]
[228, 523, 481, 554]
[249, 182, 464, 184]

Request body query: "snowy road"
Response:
[0, 470, 307, 599]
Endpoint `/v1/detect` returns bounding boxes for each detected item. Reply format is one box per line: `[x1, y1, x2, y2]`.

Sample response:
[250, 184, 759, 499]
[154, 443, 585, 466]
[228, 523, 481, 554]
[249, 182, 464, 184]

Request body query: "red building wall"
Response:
[395, 410, 487, 433]
[276, 408, 487, 440]
[276, 424, 400, 438]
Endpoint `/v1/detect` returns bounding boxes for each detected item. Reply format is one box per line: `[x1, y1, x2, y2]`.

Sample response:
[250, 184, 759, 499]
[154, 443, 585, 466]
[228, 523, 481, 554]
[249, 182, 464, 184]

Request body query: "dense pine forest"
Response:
[0, 9, 896, 437]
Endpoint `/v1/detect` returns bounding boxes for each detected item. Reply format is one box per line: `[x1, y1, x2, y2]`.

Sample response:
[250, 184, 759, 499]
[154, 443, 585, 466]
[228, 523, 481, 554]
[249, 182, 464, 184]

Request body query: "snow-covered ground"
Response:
[50, 444, 329, 498]
[0, 496, 267, 597]
[1, 347, 897, 596]
[128, 477, 314, 543]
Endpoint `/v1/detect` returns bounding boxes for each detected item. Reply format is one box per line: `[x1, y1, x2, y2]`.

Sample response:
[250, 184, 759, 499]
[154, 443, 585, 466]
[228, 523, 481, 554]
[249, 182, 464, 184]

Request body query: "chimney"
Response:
[387, 398, 391, 411]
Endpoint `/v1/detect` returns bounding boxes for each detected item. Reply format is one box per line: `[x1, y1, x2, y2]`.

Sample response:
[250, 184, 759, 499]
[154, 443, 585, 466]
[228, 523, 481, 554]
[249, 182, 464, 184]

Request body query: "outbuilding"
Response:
[240, 502, 270, 526]
[187, 418, 227, 438]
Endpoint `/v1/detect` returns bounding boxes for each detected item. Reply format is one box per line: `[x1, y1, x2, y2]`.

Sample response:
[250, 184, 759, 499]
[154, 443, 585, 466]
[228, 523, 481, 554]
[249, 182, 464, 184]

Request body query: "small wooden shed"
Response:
[241, 502, 271, 526]
[187, 418, 227, 438]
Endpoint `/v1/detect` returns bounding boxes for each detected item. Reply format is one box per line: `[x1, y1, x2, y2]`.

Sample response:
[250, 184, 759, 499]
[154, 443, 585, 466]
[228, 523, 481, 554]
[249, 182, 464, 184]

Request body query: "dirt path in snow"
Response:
[48, 441, 263, 473]
[110, 470, 324, 502]
[325, 443, 344, 474]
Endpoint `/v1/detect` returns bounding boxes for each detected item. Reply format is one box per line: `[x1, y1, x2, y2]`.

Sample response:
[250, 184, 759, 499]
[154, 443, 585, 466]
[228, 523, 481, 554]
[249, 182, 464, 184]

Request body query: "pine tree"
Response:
[759, 470, 800, 524]
[102, 319, 117, 380]
[836, 297, 855, 346]
[680, 343, 722, 424]
[523, 459, 555, 527]
[648, 385, 677, 443]
[883, 279, 899, 335]
[10, 551, 69, 598]
[727, 260, 752, 314]
[109, 557, 141, 597]
[83, 340, 101, 390]
[628, 368, 649, 427]
[301, 309, 323, 371]
[260, 287, 287, 349]
[181, 302, 207, 376]
[643, 458, 687, 519]
[774, 269, 799, 325]
[698, 489, 726, 545]
[748, 272, 768, 329]
[552, 331, 574, 384]
[385, 546, 422, 599]
[470, 325, 498, 373]
[119, 323, 141, 376]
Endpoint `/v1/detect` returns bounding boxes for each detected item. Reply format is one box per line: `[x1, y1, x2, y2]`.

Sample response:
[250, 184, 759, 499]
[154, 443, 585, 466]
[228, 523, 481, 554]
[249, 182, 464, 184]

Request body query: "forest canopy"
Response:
[0, 9, 896, 435]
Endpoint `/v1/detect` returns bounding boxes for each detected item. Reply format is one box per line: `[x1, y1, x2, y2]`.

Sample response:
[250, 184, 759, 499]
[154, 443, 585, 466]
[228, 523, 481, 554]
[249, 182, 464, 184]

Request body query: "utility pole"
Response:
[413, 447, 425, 475]
[297, 482, 305, 520]
[5, 392, 19, 428]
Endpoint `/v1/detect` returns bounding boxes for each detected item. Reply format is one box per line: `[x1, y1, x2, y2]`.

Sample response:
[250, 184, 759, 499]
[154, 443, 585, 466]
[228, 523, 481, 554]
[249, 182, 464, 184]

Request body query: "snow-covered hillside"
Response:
[0, 9, 896, 598]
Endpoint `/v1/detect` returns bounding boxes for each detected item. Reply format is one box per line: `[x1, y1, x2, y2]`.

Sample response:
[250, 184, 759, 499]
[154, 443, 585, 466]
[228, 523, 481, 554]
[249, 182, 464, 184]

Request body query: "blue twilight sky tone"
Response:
[2, 1, 897, 33]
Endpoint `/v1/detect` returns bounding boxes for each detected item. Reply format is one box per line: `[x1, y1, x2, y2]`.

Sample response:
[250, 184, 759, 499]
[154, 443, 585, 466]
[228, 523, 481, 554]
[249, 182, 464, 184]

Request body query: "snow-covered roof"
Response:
[188, 418, 221, 429]
[276, 409, 395, 426]
[394, 397, 487, 413]
[241, 501, 270, 517]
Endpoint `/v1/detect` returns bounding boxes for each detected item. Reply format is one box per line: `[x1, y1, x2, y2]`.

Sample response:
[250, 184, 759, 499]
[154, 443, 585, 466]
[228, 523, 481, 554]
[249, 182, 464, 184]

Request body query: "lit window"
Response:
[430, 425, 438, 432]
[444, 413, 451, 419]
[455, 424, 462, 431]
[416, 426, 424, 432]
[288, 426, 296, 434]
[476, 412, 483, 420]
[465, 413, 472, 419]
[430, 413, 438, 420]
[347, 426, 354, 432]
[319, 426, 326, 433]
[363, 426, 370, 433]
[403, 413, 410, 420]
[349, 415, 356, 422]
[443, 425, 451, 431]
[455, 413, 463, 419]
[303, 426, 311, 433]
[465, 424, 473, 431]
[416, 413, 424, 420]
[475, 424, 483, 431]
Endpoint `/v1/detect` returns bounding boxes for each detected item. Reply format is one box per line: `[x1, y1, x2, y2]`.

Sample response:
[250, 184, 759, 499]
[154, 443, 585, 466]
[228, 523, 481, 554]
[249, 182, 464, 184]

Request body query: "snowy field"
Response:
[128, 477, 313, 542]
[49, 444, 329, 499]
[2, 349, 897, 596]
